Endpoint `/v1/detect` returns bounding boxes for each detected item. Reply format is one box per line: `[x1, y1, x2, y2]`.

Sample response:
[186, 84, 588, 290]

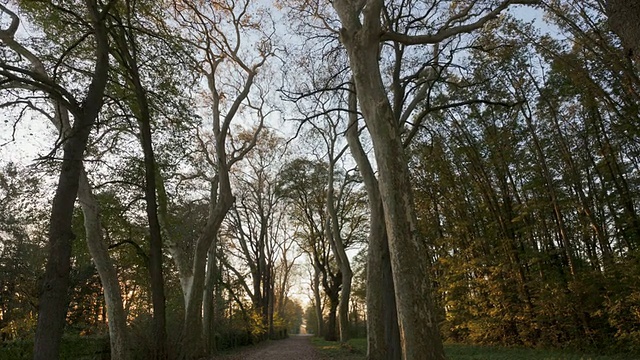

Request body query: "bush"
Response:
[0, 335, 110, 360]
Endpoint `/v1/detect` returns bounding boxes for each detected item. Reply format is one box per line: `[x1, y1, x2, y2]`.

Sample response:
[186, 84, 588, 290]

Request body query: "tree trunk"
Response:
[33, 142, 86, 360]
[180, 201, 232, 359]
[333, 2, 445, 358]
[338, 271, 352, 342]
[31, 2, 110, 358]
[203, 239, 217, 354]
[140, 119, 168, 360]
[326, 153, 353, 343]
[313, 265, 324, 336]
[325, 297, 339, 342]
[109, 9, 168, 357]
[346, 88, 401, 360]
[78, 170, 130, 360]
[128, 57, 167, 360]
[181, 242, 210, 358]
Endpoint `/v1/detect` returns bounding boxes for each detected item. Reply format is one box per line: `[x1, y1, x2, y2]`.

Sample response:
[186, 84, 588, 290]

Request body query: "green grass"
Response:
[445, 343, 637, 360]
[0, 336, 109, 360]
[310, 338, 640, 360]
[311, 337, 367, 359]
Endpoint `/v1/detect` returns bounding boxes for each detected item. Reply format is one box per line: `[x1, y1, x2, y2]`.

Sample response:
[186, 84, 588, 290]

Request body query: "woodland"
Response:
[1, 0, 640, 360]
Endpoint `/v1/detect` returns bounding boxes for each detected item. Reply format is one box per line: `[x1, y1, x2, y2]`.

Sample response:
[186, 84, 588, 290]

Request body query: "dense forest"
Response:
[1, 0, 640, 359]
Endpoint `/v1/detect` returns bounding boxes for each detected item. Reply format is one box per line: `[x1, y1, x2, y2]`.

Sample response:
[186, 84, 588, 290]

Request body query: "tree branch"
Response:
[381, 0, 540, 45]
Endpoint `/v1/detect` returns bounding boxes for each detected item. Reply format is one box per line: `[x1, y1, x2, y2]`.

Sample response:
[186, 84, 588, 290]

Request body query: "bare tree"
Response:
[155, 0, 277, 357]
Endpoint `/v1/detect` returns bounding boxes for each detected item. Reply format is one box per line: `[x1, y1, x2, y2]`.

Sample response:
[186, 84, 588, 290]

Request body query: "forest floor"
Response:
[309, 338, 639, 360]
[211, 336, 640, 360]
[212, 334, 322, 360]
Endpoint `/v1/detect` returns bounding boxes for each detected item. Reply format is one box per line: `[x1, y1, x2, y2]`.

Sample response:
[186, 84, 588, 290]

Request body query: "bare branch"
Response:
[381, 0, 540, 45]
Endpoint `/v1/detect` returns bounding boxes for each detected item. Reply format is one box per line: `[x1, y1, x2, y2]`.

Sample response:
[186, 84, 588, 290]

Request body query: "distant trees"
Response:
[0, 164, 44, 342]
[278, 154, 366, 342]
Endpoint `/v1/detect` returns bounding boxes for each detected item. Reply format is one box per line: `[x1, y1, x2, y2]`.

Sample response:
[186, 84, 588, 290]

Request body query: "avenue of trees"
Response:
[1, 1, 640, 360]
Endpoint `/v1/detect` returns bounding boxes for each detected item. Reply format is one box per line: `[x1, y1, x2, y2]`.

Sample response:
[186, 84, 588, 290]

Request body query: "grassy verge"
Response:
[445, 343, 637, 360]
[310, 338, 639, 360]
[0, 335, 109, 360]
[311, 337, 367, 359]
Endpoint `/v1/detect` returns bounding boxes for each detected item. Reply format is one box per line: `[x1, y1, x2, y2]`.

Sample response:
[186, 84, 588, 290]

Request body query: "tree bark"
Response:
[29, 2, 110, 358]
[312, 264, 324, 336]
[139, 101, 168, 360]
[176, 170, 233, 358]
[78, 170, 130, 360]
[332, 2, 445, 358]
[326, 153, 353, 343]
[203, 239, 217, 354]
[326, 297, 339, 342]
[346, 87, 401, 360]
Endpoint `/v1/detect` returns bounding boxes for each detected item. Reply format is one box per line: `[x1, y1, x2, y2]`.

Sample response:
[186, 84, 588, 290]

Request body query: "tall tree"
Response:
[156, 0, 276, 356]
[107, 2, 180, 356]
[346, 86, 401, 359]
[329, 0, 537, 358]
[0, 2, 111, 358]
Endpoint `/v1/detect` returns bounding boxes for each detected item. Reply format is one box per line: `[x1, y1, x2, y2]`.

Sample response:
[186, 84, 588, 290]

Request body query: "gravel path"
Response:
[213, 334, 321, 360]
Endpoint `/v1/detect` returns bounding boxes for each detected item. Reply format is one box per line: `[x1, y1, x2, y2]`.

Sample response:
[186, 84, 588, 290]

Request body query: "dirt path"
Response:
[213, 334, 321, 360]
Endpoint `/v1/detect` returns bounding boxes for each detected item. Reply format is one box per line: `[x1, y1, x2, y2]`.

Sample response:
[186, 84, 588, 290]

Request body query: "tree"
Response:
[0, 2, 111, 358]
[346, 87, 401, 359]
[107, 2, 180, 356]
[155, 0, 276, 356]
[329, 1, 538, 358]
[224, 129, 290, 339]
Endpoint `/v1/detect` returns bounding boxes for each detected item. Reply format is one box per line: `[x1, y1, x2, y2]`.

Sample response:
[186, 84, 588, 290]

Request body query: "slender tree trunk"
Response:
[110, 10, 167, 357]
[203, 239, 217, 354]
[326, 156, 353, 343]
[140, 115, 167, 360]
[312, 265, 324, 336]
[127, 54, 167, 359]
[78, 170, 130, 360]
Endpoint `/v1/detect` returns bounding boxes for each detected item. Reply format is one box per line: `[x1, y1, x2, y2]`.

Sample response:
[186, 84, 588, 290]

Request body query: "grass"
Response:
[310, 338, 640, 360]
[444, 343, 638, 360]
[311, 337, 367, 359]
[0, 335, 109, 360]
